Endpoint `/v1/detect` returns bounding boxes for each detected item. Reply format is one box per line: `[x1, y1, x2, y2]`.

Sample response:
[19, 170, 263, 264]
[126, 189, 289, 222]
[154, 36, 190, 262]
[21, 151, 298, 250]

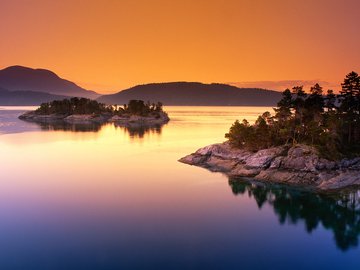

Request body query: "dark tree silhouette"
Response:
[339, 71, 360, 144]
[225, 72, 360, 159]
[35, 98, 166, 118]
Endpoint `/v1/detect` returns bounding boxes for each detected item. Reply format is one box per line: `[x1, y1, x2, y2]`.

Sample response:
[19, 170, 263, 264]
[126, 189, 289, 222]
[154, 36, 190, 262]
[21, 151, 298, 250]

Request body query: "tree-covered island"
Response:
[19, 98, 170, 125]
[180, 72, 360, 191]
[226, 71, 360, 159]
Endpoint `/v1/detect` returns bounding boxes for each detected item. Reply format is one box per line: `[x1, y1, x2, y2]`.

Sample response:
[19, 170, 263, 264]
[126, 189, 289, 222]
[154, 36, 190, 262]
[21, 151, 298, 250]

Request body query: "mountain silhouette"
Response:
[0, 65, 99, 99]
[97, 82, 281, 106]
[0, 66, 282, 106]
[0, 87, 67, 105]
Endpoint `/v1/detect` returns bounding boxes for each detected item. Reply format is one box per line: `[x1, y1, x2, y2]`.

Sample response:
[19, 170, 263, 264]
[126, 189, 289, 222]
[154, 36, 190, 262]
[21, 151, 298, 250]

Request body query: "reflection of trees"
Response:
[114, 123, 163, 138]
[21, 120, 165, 137]
[229, 178, 360, 251]
[35, 121, 103, 132]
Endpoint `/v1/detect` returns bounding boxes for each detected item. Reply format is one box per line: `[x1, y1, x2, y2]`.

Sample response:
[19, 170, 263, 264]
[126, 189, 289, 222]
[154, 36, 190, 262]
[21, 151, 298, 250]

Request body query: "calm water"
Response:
[0, 106, 359, 270]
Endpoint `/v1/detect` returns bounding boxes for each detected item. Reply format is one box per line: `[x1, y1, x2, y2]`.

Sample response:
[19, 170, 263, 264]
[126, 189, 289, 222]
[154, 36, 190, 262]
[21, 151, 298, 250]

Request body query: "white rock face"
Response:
[195, 142, 250, 160]
[245, 147, 285, 168]
[179, 142, 360, 191]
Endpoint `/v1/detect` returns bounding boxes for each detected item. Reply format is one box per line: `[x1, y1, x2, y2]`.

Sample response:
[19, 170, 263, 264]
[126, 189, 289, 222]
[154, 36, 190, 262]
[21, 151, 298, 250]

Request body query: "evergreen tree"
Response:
[291, 86, 307, 127]
[340, 71, 360, 114]
[306, 83, 324, 116]
[339, 71, 360, 143]
[274, 89, 293, 123]
[225, 71, 360, 158]
[325, 89, 337, 112]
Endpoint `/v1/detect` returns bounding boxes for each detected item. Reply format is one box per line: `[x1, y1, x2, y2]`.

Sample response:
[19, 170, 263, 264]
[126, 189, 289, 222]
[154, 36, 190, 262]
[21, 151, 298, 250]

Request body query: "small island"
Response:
[19, 98, 170, 126]
[180, 72, 360, 191]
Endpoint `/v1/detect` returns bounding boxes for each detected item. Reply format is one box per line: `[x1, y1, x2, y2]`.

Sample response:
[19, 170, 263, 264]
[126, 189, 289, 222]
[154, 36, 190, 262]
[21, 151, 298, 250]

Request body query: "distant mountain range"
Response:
[0, 66, 99, 103]
[0, 87, 67, 106]
[0, 65, 282, 106]
[98, 82, 281, 106]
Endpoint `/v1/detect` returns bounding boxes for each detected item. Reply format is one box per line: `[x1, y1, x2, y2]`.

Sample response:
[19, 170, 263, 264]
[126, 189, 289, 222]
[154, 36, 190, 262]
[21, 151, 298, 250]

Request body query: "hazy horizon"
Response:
[0, 64, 343, 95]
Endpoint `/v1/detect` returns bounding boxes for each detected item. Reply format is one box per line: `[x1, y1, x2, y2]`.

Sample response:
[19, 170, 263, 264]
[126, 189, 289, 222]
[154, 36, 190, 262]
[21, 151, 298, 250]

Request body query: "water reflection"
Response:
[30, 120, 165, 137]
[7, 112, 165, 137]
[35, 120, 104, 132]
[229, 178, 360, 251]
[114, 122, 163, 138]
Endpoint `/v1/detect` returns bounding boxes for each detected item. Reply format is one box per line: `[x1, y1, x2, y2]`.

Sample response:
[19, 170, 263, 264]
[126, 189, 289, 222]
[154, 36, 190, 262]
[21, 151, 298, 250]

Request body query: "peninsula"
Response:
[19, 98, 170, 126]
[180, 72, 360, 191]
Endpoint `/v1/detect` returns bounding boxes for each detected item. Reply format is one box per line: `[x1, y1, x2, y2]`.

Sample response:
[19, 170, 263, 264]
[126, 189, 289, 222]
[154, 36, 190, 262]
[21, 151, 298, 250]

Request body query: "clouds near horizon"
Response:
[229, 80, 341, 93]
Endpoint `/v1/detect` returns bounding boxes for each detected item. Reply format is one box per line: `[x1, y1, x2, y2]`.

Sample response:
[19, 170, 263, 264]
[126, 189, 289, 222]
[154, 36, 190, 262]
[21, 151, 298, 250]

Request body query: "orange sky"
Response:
[1, 0, 359, 93]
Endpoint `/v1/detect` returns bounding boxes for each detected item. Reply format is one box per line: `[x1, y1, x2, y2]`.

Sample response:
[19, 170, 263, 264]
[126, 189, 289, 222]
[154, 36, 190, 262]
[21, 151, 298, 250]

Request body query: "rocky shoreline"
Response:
[179, 142, 360, 191]
[18, 111, 170, 126]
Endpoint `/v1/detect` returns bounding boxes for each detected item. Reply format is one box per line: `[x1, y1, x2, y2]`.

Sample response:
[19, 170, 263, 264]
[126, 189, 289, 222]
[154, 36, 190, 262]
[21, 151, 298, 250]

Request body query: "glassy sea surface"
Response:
[0, 106, 359, 270]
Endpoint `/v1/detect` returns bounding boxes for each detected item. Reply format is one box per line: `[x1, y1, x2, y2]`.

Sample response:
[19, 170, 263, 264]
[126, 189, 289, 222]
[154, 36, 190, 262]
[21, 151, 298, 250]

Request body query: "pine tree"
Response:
[274, 89, 293, 123]
[340, 71, 360, 143]
[304, 83, 324, 125]
[292, 86, 307, 124]
[324, 89, 337, 112]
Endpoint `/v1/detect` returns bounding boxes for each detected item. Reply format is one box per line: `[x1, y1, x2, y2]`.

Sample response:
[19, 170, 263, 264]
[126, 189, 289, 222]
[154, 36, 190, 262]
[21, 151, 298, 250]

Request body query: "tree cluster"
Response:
[225, 71, 360, 159]
[36, 97, 112, 115]
[118, 100, 164, 116]
[36, 98, 165, 117]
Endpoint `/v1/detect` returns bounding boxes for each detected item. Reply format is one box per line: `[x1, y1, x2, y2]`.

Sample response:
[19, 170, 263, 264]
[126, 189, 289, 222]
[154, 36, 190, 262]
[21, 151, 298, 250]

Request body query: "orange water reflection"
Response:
[0, 106, 270, 215]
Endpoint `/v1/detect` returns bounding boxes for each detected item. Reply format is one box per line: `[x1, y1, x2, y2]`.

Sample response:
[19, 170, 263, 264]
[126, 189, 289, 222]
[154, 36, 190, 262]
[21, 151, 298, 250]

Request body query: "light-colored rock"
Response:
[179, 142, 360, 191]
[109, 111, 169, 126]
[255, 170, 318, 185]
[269, 156, 284, 169]
[63, 114, 109, 123]
[206, 156, 238, 172]
[245, 146, 285, 168]
[230, 164, 260, 177]
[317, 171, 360, 190]
[195, 142, 250, 160]
[19, 112, 65, 121]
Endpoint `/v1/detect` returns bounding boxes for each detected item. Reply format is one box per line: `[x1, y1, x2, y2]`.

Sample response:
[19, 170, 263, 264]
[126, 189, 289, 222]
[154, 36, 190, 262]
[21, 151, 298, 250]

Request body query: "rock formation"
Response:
[179, 142, 360, 191]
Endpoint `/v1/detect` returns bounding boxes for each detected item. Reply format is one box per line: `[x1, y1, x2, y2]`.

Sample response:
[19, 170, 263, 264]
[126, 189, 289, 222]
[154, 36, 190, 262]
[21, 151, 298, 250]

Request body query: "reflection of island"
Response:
[24, 117, 166, 138]
[35, 120, 104, 132]
[229, 178, 360, 251]
[114, 122, 164, 138]
[24, 118, 166, 137]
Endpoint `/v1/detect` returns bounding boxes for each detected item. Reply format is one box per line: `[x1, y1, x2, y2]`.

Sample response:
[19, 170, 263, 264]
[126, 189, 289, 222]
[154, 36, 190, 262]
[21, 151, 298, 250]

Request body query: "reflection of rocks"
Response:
[18, 110, 169, 136]
[24, 119, 166, 137]
[179, 142, 360, 191]
[34, 120, 104, 132]
[114, 122, 163, 138]
[229, 178, 360, 251]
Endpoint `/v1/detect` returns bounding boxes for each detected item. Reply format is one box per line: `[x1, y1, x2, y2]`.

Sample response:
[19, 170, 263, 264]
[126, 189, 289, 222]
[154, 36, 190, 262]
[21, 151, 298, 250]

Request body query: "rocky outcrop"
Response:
[109, 111, 170, 126]
[179, 142, 360, 191]
[19, 111, 170, 126]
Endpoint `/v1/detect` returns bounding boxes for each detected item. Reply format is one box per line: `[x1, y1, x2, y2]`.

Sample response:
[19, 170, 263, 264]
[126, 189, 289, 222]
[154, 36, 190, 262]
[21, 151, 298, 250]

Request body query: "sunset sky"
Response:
[1, 0, 359, 93]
